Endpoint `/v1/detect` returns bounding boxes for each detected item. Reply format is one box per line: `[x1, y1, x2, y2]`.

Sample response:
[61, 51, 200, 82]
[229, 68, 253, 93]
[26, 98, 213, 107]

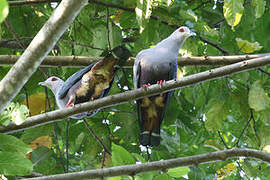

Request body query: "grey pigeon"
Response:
[133, 26, 195, 146]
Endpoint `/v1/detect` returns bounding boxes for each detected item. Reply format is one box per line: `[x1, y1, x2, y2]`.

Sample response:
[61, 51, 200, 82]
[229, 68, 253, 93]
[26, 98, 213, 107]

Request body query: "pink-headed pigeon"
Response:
[39, 46, 131, 119]
[133, 26, 195, 146]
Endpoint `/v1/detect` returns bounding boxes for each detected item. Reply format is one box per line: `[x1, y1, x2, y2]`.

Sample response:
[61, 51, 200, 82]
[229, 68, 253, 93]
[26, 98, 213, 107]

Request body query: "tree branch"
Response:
[23, 148, 270, 180]
[83, 119, 112, 156]
[1, 55, 270, 134]
[0, 0, 88, 113]
[8, 0, 60, 6]
[1, 53, 270, 67]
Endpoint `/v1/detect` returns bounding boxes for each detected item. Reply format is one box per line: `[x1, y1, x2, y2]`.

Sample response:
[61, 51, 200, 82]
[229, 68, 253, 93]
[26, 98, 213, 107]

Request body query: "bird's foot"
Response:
[142, 83, 151, 90]
[66, 99, 75, 108]
[157, 80, 165, 87]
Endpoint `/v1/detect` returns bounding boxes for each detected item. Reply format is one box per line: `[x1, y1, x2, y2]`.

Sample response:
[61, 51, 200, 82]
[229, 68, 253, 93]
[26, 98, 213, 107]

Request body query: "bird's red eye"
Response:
[179, 28, 185, 33]
[51, 77, 58, 81]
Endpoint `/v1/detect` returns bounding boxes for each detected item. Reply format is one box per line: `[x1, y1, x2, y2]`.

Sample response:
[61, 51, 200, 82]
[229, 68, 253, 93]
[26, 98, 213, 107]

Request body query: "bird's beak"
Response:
[190, 31, 196, 36]
[38, 81, 46, 86]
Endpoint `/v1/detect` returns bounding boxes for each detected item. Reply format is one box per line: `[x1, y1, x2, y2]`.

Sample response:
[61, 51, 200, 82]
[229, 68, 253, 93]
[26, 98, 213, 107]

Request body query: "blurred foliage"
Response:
[0, 0, 270, 179]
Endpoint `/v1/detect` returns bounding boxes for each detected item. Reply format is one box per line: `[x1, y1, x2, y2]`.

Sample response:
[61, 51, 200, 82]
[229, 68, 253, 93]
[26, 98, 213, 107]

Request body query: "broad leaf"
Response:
[248, 81, 270, 111]
[0, 133, 32, 155]
[112, 143, 135, 166]
[261, 110, 270, 124]
[236, 38, 262, 53]
[168, 167, 190, 178]
[252, 0, 266, 18]
[0, 152, 33, 176]
[223, 0, 244, 28]
[154, 174, 172, 180]
[0, 0, 8, 23]
[0, 102, 29, 126]
[205, 99, 229, 131]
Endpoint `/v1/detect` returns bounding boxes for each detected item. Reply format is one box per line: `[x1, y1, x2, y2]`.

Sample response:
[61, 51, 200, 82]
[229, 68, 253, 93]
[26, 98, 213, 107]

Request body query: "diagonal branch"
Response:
[199, 37, 228, 55]
[0, 53, 270, 67]
[1, 55, 270, 134]
[0, 0, 88, 114]
[22, 148, 270, 180]
[83, 119, 112, 155]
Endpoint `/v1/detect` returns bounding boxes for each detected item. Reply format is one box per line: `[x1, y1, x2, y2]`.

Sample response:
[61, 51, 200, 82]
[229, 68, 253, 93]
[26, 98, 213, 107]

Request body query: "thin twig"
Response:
[102, 152, 106, 168]
[23, 87, 31, 116]
[218, 131, 229, 149]
[213, 18, 225, 28]
[66, 120, 70, 172]
[234, 109, 253, 147]
[258, 68, 270, 77]
[83, 119, 112, 156]
[250, 109, 261, 147]
[4, 19, 26, 49]
[218, 130, 246, 175]
[199, 36, 228, 55]
[106, 7, 111, 51]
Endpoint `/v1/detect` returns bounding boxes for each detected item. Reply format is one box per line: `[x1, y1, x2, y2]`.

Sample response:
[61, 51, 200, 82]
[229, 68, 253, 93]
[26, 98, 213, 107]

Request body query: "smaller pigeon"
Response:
[39, 46, 131, 119]
[133, 26, 195, 146]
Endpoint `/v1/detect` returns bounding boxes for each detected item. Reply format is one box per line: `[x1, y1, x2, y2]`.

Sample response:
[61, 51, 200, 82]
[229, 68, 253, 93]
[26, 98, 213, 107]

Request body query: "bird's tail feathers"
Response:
[140, 131, 160, 147]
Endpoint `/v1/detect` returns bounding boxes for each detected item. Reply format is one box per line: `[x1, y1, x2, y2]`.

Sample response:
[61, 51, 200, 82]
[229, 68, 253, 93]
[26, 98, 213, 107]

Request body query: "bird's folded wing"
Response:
[58, 62, 97, 99]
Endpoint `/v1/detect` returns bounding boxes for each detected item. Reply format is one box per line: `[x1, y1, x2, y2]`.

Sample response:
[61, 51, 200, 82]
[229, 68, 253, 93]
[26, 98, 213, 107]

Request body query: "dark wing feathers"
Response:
[58, 62, 96, 99]
[158, 61, 177, 123]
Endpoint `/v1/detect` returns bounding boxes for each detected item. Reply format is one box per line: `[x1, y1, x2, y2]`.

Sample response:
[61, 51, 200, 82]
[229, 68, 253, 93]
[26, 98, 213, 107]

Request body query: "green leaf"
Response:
[154, 174, 172, 180]
[252, 0, 266, 18]
[32, 146, 58, 175]
[135, 0, 153, 33]
[167, 167, 190, 178]
[232, 85, 249, 120]
[132, 153, 146, 163]
[223, 0, 244, 28]
[195, 22, 219, 39]
[108, 21, 123, 49]
[112, 143, 135, 166]
[0, 0, 8, 23]
[107, 176, 122, 180]
[0, 102, 29, 126]
[0, 133, 32, 155]
[205, 99, 229, 131]
[135, 171, 156, 180]
[261, 110, 270, 124]
[20, 124, 53, 144]
[236, 38, 262, 53]
[248, 81, 270, 111]
[0, 152, 33, 176]
[179, 9, 197, 22]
